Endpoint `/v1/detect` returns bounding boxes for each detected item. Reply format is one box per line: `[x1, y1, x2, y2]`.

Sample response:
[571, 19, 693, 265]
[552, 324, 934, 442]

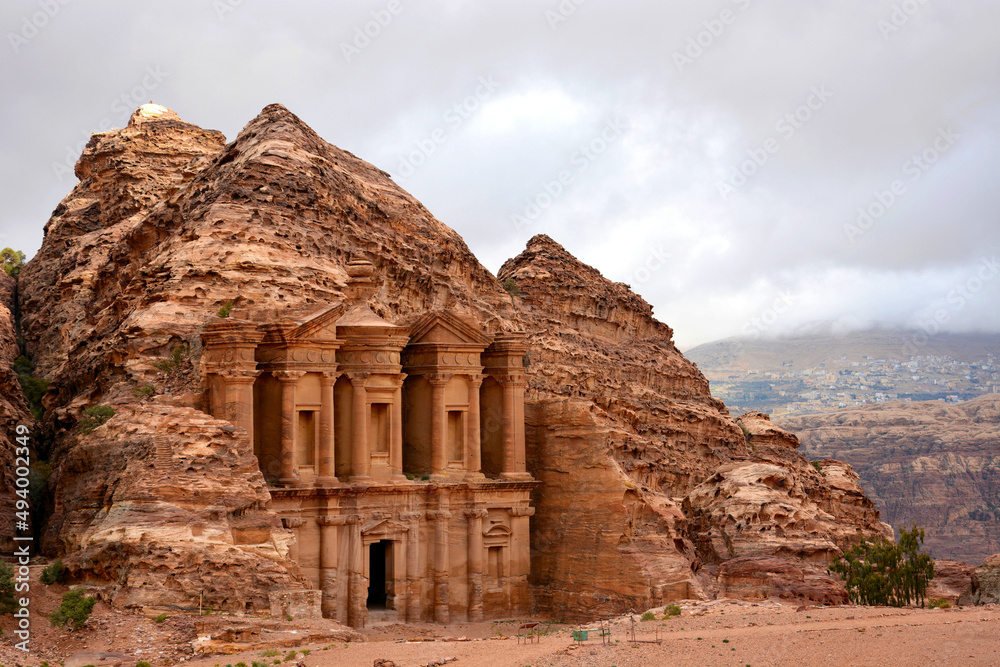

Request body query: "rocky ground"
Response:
[5, 591, 999, 667]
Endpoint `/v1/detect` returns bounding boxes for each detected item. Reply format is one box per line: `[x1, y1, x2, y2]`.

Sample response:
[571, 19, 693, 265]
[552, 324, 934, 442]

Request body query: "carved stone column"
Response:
[390, 374, 407, 483]
[497, 374, 530, 480]
[400, 511, 422, 622]
[222, 370, 259, 441]
[465, 508, 488, 621]
[317, 515, 347, 619]
[346, 514, 366, 628]
[317, 372, 339, 486]
[275, 370, 305, 486]
[428, 373, 451, 478]
[428, 499, 452, 623]
[501, 375, 516, 475]
[466, 374, 484, 479]
[349, 373, 371, 482]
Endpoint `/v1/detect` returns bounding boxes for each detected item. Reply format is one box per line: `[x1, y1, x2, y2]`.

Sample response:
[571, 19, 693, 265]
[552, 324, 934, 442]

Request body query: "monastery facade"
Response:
[200, 260, 534, 627]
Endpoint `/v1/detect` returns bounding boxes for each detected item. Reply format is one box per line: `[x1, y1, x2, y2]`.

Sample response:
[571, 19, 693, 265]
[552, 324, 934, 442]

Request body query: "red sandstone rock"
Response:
[0, 272, 32, 555]
[928, 559, 975, 605]
[969, 553, 1000, 605]
[717, 555, 848, 605]
[17, 104, 891, 617]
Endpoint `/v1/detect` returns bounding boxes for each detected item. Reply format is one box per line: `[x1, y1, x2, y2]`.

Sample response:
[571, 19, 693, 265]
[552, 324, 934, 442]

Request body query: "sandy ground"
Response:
[3, 573, 999, 667]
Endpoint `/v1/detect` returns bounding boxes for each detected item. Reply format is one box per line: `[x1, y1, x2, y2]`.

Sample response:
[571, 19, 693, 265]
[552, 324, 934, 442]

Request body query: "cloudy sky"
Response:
[2, 1, 998, 349]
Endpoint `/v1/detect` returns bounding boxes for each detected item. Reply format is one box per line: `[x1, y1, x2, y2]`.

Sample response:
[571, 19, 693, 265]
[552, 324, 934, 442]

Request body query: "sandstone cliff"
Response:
[779, 395, 1000, 564]
[501, 237, 889, 616]
[18, 103, 889, 616]
[0, 272, 32, 555]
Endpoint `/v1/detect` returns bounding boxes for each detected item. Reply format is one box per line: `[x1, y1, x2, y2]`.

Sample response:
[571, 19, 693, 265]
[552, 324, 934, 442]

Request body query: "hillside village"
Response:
[700, 352, 999, 416]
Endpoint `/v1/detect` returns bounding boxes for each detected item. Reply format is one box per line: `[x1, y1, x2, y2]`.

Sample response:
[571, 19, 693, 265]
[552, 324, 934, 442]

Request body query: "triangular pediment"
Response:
[291, 303, 348, 341]
[408, 311, 493, 347]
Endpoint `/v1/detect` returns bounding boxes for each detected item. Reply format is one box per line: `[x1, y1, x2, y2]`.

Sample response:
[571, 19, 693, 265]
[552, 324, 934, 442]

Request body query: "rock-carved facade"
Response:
[201, 263, 533, 627]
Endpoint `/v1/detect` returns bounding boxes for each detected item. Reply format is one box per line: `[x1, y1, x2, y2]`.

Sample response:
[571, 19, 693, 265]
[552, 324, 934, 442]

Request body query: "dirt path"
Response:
[4, 586, 998, 667]
[179, 603, 1000, 667]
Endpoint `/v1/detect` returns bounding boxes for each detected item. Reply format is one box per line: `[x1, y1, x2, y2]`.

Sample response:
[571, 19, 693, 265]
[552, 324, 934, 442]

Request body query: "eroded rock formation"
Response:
[780, 395, 1000, 564]
[501, 237, 889, 616]
[18, 103, 889, 617]
[0, 272, 32, 554]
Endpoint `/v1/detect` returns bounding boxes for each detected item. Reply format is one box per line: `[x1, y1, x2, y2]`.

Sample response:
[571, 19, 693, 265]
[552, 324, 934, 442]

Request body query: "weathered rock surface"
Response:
[19, 103, 890, 616]
[779, 395, 1000, 563]
[928, 559, 975, 605]
[503, 236, 889, 614]
[0, 272, 31, 555]
[969, 554, 1000, 605]
[717, 555, 848, 605]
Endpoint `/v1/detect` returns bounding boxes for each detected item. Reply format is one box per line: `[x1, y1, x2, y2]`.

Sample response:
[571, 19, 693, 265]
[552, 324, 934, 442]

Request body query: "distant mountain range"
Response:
[685, 330, 1000, 417]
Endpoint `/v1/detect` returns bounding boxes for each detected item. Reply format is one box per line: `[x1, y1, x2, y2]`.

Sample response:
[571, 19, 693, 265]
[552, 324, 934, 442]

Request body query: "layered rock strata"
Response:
[501, 237, 889, 616]
[780, 395, 1000, 563]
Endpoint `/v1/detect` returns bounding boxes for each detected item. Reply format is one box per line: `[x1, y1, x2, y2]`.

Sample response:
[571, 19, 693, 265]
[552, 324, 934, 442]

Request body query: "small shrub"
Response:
[136, 662, 153, 667]
[79, 404, 115, 434]
[49, 588, 97, 630]
[235, 662, 249, 667]
[260, 649, 279, 657]
[153, 344, 190, 373]
[40, 559, 66, 585]
[928, 597, 952, 609]
[218, 301, 234, 318]
[286, 614, 293, 621]
[811, 460, 823, 472]
[663, 604, 681, 618]
[132, 385, 156, 399]
[154, 613, 168, 623]
[15, 355, 49, 420]
[501, 276, 522, 296]
[252, 662, 268, 667]
[640, 611, 655, 622]
[283, 651, 298, 662]
[0, 562, 17, 614]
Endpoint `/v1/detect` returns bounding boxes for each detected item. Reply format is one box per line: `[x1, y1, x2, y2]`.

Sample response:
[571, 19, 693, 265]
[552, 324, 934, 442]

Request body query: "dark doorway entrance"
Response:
[367, 540, 393, 609]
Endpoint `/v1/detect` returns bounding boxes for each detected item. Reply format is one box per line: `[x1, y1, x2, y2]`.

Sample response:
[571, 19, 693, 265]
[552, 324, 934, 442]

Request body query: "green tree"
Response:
[829, 523, 934, 607]
[49, 588, 96, 630]
[0, 248, 25, 278]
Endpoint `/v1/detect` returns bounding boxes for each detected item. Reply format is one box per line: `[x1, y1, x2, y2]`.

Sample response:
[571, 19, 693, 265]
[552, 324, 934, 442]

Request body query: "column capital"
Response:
[320, 371, 341, 384]
[426, 510, 452, 522]
[426, 372, 453, 387]
[509, 506, 535, 517]
[218, 369, 260, 381]
[347, 371, 371, 386]
[492, 372, 527, 387]
[464, 509, 489, 520]
[345, 514, 364, 525]
[466, 373, 486, 387]
[399, 511, 423, 523]
[317, 515, 348, 527]
[273, 370, 307, 383]
[282, 517, 307, 529]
